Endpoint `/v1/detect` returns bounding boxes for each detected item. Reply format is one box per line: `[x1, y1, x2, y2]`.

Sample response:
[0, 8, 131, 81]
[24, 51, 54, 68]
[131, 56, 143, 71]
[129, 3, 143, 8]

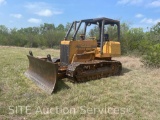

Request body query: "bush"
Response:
[52, 45, 60, 49]
[142, 43, 160, 68]
[40, 46, 47, 50]
[138, 39, 152, 54]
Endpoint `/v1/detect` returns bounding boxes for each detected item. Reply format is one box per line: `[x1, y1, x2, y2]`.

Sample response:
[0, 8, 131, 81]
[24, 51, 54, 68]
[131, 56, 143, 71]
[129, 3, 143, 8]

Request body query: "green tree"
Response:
[0, 25, 9, 45]
[56, 24, 65, 31]
[150, 22, 160, 43]
[40, 23, 55, 34]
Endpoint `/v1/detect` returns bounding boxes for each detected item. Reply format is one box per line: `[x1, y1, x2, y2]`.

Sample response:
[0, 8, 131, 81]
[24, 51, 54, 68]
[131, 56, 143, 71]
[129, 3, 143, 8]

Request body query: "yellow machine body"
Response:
[96, 41, 121, 58]
[61, 40, 121, 63]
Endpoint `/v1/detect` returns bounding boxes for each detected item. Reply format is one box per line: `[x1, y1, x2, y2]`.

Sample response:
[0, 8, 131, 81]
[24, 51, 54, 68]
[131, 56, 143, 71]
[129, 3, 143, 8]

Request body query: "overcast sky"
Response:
[0, 0, 160, 29]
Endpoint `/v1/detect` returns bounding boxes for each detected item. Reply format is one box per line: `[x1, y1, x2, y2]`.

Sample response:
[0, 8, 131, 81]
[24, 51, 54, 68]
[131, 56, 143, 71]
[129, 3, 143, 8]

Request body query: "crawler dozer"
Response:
[25, 17, 122, 94]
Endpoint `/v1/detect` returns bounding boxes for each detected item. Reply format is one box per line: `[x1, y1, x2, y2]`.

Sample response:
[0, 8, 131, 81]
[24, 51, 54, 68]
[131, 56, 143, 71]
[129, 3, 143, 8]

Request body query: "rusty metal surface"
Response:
[25, 55, 58, 94]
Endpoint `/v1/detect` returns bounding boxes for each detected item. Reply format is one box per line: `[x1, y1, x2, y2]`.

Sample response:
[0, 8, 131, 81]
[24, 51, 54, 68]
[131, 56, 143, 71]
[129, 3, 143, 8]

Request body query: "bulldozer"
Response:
[25, 17, 122, 94]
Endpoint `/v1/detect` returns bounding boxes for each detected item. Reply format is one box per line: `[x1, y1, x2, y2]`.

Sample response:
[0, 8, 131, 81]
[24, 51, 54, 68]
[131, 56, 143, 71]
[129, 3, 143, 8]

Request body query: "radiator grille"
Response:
[60, 44, 69, 66]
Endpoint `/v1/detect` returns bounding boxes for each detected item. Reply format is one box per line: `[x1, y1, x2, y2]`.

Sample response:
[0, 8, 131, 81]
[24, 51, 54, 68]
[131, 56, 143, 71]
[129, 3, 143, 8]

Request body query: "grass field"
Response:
[0, 46, 160, 120]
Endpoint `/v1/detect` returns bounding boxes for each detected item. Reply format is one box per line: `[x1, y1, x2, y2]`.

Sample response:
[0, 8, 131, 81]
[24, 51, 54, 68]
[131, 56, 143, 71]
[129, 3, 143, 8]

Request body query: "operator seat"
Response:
[97, 34, 109, 47]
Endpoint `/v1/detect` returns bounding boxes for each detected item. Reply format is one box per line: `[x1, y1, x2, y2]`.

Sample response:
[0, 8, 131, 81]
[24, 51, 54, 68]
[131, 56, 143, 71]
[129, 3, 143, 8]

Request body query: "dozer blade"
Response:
[25, 55, 58, 94]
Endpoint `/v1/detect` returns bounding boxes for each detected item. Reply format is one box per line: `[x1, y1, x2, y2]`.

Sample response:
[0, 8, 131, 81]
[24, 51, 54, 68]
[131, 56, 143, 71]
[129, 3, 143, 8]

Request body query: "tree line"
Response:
[0, 23, 69, 48]
[0, 22, 160, 67]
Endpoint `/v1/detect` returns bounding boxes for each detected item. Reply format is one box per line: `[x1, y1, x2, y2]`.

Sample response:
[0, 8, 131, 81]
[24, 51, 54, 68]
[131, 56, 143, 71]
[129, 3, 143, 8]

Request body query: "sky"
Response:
[0, 0, 160, 30]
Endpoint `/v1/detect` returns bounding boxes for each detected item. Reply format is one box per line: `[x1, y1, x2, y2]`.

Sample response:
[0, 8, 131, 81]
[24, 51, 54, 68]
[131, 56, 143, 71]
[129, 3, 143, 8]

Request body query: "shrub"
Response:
[40, 46, 47, 50]
[142, 43, 160, 68]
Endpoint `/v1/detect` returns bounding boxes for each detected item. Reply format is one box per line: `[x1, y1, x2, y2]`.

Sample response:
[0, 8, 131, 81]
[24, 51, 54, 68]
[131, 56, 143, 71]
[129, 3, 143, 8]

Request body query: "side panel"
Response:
[61, 40, 97, 65]
[95, 41, 121, 58]
[69, 40, 97, 63]
[104, 41, 121, 56]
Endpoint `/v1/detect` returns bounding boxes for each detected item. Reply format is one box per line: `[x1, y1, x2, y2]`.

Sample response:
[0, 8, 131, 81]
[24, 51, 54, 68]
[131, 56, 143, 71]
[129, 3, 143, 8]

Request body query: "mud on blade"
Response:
[25, 55, 58, 94]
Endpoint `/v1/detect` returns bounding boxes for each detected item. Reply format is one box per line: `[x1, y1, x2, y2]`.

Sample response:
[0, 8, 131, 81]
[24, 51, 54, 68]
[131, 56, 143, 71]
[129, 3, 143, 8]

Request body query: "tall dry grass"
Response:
[0, 47, 160, 120]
